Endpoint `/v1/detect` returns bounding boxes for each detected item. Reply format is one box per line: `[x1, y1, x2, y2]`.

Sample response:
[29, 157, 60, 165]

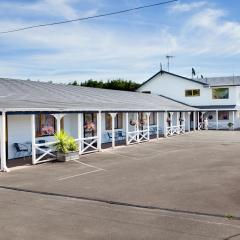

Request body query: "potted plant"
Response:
[54, 131, 79, 162]
[227, 122, 234, 130]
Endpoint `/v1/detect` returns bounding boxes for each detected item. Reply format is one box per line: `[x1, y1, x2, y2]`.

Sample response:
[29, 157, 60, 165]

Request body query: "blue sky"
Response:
[0, 0, 240, 83]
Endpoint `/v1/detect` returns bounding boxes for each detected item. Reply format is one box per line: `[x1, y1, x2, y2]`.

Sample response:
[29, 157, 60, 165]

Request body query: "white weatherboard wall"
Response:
[8, 115, 32, 160]
[138, 73, 238, 107]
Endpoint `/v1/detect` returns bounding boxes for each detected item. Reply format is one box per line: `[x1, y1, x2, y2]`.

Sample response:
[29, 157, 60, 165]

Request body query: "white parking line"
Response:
[56, 160, 106, 181]
[57, 169, 104, 181]
[72, 160, 105, 171]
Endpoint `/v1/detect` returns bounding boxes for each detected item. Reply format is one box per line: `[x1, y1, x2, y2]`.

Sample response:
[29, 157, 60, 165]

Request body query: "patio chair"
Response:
[14, 143, 29, 159]
[38, 139, 49, 150]
[117, 131, 126, 140]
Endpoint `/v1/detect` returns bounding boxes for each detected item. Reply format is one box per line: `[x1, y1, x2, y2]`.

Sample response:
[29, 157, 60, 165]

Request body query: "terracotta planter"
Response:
[57, 151, 79, 162]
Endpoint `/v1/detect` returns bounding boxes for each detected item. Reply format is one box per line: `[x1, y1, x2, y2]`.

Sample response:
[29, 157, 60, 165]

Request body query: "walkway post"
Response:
[182, 112, 186, 133]
[170, 112, 173, 135]
[31, 114, 36, 165]
[193, 111, 196, 131]
[110, 113, 117, 148]
[52, 114, 65, 133]
[232, 111, 235, 131]
[216, 110, 219, 130]
[97, 111, 102, 151]
[77, 113, 83, 154]
[136, 112, 139, 143]
[0, 112, 8, 172]
[176, 112, 180, 134]
[163, 112, 167, 137]
[187, 112, 191, 132]
[146, 112, 150, 140]
[197, 112, 200, 130]
[125, 112, 129, 145]
[156, 112, 159, 139]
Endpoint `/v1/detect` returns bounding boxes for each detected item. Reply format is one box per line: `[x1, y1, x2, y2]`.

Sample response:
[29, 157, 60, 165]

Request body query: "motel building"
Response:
[1, 70, 239, 172]
[0, 78, 197, 172]
[138, 70, 240, 131]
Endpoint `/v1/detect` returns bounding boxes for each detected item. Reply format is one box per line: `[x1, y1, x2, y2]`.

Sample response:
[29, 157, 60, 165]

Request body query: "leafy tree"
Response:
[69, 79, 141, 91]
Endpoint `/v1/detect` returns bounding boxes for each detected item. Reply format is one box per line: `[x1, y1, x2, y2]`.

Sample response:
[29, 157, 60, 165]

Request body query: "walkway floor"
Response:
[1, 131, 240, 239]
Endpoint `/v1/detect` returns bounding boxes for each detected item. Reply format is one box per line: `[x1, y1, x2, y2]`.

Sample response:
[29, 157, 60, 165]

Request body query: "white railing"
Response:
[139, 129, 148, 142]
[76, 136, 99, 154]
[166, 125, 185, 136]
[127, 129, 149, 145]
[34, 141, 57, 164]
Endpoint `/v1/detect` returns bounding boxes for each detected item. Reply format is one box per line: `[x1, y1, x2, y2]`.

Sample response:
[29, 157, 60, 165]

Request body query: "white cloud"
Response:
[0, 0, 240, 82]
[170, 1, 207, 13]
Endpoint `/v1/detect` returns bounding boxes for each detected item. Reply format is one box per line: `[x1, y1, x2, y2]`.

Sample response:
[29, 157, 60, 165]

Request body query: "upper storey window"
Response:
[185, 89, 200, 97]
[212, 88, 229, 99]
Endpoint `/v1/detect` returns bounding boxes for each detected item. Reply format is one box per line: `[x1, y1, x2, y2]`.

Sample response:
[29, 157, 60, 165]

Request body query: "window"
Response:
[212, 88, 229, 99]
[105, 113, 123, 130]
[36, 114, 56, 137]
[218, 111, 229, 120]
[149, 112, 157, 125]
[185, 89, 200, 97]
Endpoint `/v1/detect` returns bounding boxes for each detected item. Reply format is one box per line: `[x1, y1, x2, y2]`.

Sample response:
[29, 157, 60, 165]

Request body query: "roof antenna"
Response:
[160, 62, 163, 71]
[166, 55, 174, 72]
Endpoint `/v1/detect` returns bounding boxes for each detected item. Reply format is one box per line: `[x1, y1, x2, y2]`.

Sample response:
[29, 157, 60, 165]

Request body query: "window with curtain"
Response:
[35, 114, 56, 137]
[218, 111, 229, 120]
[149, 112, 156, 125]
[105, 113, 123, 130]
[212, 88, 229, 99]
[185, 89, 200, 97]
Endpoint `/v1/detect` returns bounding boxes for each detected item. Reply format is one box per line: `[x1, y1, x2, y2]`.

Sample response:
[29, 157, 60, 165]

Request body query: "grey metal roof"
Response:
[198, 76, 240, 87]
[193, 105, 238, 110]
[0, 78, 195, 113]
[138, 70, 209, 89]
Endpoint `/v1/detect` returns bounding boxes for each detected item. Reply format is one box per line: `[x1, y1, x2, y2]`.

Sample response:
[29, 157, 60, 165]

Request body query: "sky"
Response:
[0, 0, 240, 83]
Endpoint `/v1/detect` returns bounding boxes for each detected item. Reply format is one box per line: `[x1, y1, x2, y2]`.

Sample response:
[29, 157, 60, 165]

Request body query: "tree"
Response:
[69, 79, 141, 91]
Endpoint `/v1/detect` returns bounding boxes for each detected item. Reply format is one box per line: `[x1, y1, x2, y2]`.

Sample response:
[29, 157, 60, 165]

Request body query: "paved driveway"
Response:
[1, 131, 240, 239]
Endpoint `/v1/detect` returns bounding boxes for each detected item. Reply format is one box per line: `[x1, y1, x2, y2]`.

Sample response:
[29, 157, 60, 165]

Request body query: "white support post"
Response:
[163, 112, 168, 138]
[136, 112, 139, 143]
[110, 113, 117, 148]
[52, 114, 65, 133]
[146, 112, 150, 140]
[97, 111, 102, 151]
[125, 112, 129, 145]
[216, 110, 219, 130]
[187, 112, 191, 132]
[182, 112, 186, 133]
[197, 112, 200, 130]
[232, 111, 235, 131]
[156, 112, 159, 139]
[0, 112, 8, 172]
[176, 112, 180, 134]
[170, 112, 173, 135]
[193, 112, 196, 131]
[77, 113, 83, 154]
[31, 114, 36, 165]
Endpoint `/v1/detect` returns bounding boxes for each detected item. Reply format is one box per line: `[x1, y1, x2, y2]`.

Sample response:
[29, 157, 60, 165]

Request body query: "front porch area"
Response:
[0, 110, 197, 171]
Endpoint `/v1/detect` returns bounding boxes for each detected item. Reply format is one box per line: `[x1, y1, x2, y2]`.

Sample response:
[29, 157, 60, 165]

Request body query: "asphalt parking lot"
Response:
[1, 131, 240, 240]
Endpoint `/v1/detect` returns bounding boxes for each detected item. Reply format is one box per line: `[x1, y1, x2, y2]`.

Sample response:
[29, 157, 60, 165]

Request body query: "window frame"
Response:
[218, 111, 229, 120]
[212, 88, 229, 99]
[185, 89, 200, 97]
[35, 114, 57, 137]
[105, 113, 123, 130]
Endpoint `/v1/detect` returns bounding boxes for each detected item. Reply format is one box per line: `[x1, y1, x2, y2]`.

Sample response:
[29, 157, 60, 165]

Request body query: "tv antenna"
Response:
[166, 55, 174, 72]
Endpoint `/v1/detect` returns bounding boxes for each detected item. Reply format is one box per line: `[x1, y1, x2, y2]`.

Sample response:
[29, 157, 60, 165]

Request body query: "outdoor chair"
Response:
[117, 131, 126, 140]
[38, 139, 49, 149]
[107, 132, 118, 141]
[14, 143, 29, 159]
